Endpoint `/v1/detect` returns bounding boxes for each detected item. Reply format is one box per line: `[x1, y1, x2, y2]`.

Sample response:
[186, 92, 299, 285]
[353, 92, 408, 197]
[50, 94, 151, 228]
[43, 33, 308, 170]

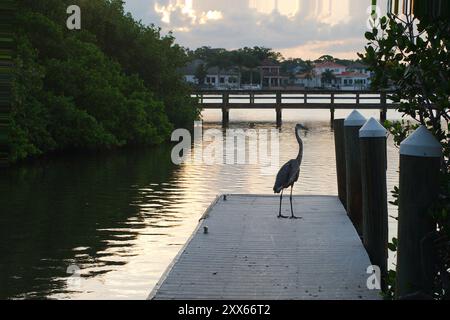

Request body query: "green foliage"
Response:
[321, 70, 336, 85]
[316, 55, 335, 62]
[381, 237, 398, 299]
[384, 119, 419, 148]
[10, 0, 199, 162]
[360, 5, 450, 299]
[194, 63, 207, 85]
[382, 269, 397, 300]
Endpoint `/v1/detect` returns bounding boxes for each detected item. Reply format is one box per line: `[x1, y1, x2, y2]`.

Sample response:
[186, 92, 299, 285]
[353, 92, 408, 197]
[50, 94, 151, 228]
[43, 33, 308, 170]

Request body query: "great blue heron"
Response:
[273, 124, 306, 219]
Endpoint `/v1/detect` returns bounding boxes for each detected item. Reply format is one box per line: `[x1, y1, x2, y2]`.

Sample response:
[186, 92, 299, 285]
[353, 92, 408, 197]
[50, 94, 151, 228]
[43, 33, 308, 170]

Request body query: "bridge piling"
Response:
[222, 108, 229, 128]
[330, 93, 335, 124]
[276, 91, 282, 127]
[222, 93, 229, 128]
[276, 107, 282, 128]
[380, 92, 387, 123]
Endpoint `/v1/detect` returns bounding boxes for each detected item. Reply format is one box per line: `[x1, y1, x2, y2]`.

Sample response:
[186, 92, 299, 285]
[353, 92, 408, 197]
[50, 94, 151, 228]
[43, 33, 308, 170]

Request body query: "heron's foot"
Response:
[277, 214, 289, 219]
[290, 215, 302, 219]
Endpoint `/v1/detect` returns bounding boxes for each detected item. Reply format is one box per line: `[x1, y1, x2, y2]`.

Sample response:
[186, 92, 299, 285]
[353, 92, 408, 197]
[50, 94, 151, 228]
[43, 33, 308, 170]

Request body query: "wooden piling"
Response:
[276, 92, 282, 127]
[396, 126, 442, 299]
[330, 93, 335, 123]
[344, 110, 367, 236]
[222, 93, 229, 128]
[380, 93, 387, 123]
[222, 108, 229, 128]
[276, 107, 282, 128]
[359, 118, 388, 290]
[333, 119, 347, 209]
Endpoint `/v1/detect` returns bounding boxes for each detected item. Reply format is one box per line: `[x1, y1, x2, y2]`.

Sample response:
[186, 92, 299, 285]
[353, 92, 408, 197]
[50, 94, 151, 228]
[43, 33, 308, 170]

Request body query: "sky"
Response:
[123, 0, 387, 60]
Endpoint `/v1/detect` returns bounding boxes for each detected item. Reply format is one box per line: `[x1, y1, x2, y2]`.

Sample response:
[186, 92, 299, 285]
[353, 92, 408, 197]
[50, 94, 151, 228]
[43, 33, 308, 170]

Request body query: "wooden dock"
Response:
[149, 195, 380, 300]
[194, 90, 396, 126]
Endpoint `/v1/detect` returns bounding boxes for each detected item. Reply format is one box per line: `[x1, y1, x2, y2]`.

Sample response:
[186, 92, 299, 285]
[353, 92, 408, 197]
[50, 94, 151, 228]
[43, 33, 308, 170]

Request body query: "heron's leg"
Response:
[289, 185, 299, 219]
[278, 189, 287, 218]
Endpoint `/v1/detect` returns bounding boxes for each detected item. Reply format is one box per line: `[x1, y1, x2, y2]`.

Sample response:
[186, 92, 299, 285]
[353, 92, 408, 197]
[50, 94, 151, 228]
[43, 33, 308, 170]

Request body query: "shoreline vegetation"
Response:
[11, 0, 199, 164]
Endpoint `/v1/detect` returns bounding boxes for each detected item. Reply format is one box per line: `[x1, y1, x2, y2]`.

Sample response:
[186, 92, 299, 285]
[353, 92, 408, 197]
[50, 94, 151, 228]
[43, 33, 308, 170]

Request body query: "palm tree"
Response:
[321, 70, 336, 87]
[194, 63, 207, 86]
[206, 50, 232, 88]
[241, 47, 262, 86]
[230, 50, 246, 89]
[303, 60, 315, 80]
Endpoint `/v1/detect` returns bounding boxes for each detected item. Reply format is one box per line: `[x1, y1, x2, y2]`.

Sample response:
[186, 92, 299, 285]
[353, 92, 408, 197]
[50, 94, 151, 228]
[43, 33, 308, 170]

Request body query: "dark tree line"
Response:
[11, 0, 199, 163]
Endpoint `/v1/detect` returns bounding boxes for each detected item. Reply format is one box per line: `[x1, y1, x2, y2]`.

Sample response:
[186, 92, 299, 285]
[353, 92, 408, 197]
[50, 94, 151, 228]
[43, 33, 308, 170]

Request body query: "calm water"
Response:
[0, 109, 401, 299]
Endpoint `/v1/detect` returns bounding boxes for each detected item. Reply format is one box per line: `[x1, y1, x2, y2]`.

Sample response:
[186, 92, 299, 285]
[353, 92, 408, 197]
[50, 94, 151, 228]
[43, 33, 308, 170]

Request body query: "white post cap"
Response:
[344, 110, 366, 127]
[359, 117, 388, 138]
[400, 126, 442, 158]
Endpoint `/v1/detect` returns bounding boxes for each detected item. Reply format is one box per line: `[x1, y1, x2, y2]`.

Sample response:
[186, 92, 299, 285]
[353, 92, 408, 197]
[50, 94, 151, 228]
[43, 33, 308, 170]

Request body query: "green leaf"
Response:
[388, 243, 397, 252]
[365, 32, 375, 41]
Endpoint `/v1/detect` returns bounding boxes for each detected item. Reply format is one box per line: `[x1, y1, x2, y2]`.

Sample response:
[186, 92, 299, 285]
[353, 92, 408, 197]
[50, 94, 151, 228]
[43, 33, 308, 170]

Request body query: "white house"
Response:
[294, 61, 372, 90]
[336, 71, 371, 90]
[347, 62, 372, 76]
[295, 72, 320, 88]
[314, 62, 347, 76]
[179, 59, 240, 89]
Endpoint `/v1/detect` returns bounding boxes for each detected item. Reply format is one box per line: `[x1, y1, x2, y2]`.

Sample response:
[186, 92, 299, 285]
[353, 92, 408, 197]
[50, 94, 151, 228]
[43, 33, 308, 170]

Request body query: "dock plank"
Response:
[150, 195, 380, 300]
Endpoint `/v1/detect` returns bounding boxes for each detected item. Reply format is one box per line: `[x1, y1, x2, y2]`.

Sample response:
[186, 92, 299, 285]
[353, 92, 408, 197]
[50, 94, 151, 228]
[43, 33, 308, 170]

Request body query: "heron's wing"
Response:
[273, 160, 295, 192]
[287, 162, 300, 185]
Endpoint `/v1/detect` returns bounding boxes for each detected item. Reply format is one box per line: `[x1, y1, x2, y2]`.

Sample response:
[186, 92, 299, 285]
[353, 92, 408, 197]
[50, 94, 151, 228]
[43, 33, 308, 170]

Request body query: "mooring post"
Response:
[333, 119, 347, 209]
[344, 110, 367, 236]
[380, 92, 387, 123]
[222, 92, 229, 128]
[330, 93, 335, 124]
[396, 126, 442, 299]
[276, 91, 282, 128]
[359, 118, 388, 290]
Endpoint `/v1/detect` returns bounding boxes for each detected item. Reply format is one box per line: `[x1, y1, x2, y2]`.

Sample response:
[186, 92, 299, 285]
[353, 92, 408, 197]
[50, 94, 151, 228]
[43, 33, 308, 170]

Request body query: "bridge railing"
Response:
[192, 90, 396, 127]
[192, 91, 395, 108]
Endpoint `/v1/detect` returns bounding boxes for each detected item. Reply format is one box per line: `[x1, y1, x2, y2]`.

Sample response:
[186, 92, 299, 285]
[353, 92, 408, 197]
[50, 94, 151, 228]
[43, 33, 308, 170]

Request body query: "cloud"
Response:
[153, 0, 222, 28]
[279, 38, 365, 60]
[123, 0, 383, 59]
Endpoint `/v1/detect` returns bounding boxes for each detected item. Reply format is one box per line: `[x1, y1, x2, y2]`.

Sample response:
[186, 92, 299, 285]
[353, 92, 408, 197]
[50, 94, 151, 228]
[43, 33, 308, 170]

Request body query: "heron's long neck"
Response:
[296, 129, 303, 163]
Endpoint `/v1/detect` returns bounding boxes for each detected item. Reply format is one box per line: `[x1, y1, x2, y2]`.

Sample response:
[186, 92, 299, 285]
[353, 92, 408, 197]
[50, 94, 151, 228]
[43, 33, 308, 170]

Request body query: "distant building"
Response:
[180, 58, 371, 91]
[336, 71, 371, 90]
[179, 59, 240, 89]
[314, 62, 347, 76]
[258, 59, 289, 89]
[346, 62, 371, 76]
[295, 72, 320, 88]
[294, 61, 372, 90]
